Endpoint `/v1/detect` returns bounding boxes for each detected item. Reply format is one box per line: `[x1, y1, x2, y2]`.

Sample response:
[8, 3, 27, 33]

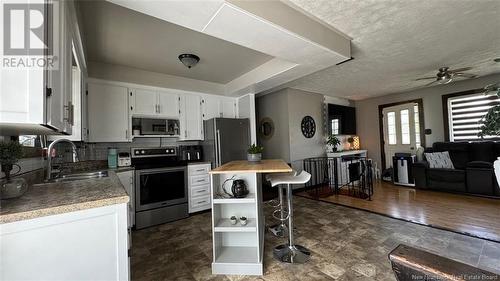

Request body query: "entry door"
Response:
[382, 103, 420, 169]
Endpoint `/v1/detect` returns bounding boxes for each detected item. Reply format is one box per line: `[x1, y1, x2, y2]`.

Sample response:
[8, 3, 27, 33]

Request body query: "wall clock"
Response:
[301, 116, 316, 138]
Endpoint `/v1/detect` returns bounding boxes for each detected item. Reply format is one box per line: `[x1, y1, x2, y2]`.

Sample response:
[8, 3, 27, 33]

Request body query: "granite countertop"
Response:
[0, 171, 129, 224]
[210, 159, 292, 174]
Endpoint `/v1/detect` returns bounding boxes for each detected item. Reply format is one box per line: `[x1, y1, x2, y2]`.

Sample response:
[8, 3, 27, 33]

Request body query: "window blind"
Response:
[448, 92, 500, 141]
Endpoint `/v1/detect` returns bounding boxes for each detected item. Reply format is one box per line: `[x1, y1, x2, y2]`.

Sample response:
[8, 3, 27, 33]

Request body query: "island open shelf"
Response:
[209, 160, 292, 276]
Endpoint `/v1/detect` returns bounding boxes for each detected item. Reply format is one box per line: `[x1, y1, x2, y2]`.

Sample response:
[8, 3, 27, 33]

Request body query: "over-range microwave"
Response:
[132, 117, 180, 136]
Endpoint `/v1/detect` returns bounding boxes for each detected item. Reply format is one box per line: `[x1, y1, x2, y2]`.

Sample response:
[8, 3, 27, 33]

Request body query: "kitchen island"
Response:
[209, 159, 292, 275]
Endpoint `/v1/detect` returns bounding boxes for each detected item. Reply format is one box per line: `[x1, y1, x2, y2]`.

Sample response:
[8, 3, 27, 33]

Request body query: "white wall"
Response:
[355, 73, 500, 169]
[88, 62, 225, 95]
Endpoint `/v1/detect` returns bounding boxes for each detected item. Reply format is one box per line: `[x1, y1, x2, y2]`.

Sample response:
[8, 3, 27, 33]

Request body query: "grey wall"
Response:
[355, 73, 500, 168]
[256, 89, 290, 163]
[287, 88, 326, 170]
[256, 88, 330, 171]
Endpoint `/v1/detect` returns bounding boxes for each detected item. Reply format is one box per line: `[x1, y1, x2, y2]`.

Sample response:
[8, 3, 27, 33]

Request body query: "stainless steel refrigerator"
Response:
[202, 118, 251, 167]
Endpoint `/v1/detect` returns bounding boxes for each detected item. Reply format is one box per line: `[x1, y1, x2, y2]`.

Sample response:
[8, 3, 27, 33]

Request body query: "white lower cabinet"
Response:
[188, 163, 212, 213]
[87, 82, 131, 142]
[0, 204, 129, 280]
[116, 170, 135, 228]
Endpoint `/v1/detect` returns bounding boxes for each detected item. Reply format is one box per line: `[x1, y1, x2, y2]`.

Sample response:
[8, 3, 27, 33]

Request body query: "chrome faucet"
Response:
[46, 138, 79, 180]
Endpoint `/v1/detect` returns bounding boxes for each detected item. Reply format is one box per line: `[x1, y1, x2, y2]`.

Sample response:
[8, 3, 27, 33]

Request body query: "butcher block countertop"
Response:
[210, 159, 292, 174]
[0, 172, 129, 224]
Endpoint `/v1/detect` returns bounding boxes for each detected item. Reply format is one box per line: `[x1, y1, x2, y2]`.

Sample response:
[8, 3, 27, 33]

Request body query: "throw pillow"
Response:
[424, 151, 455, 169]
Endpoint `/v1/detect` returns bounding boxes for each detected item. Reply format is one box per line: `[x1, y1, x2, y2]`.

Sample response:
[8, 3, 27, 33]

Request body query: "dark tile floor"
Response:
[131, 196, 500, 280]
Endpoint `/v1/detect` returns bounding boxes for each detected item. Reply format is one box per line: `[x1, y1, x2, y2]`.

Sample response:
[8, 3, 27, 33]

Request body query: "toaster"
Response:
[117, 152, 131, 167]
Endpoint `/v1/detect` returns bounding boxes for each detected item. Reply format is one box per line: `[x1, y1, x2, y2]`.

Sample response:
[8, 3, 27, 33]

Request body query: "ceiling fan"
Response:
[415, 66, 477, 86]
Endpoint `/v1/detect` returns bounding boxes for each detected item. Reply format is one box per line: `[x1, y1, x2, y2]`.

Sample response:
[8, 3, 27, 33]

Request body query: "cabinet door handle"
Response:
[196, 189, 206, 193]
[125, 129, 128, 139]
[196, 169, 205, 172]
[197, 179, 205, 182]
[197, 200, 207, 204]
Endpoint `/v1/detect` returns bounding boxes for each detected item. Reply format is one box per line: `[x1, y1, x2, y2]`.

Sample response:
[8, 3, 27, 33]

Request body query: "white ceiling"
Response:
[281, 0, 500, 100]
[79, 1, 272, 84]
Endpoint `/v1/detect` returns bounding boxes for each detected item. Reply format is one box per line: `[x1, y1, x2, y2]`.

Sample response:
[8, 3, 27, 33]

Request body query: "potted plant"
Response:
[0, 141, 23, 181]
[478, 83, 500, 186]
[247, 144, 264, 162]
[0, 141, 28, 199]
[326, 135, 341, 152]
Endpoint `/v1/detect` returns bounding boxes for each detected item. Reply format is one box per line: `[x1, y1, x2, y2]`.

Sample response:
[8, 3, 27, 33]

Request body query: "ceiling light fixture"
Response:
[178, 54, 200, 69]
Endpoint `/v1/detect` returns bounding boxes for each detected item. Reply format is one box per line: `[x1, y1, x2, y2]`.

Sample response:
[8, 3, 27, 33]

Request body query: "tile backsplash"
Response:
[78, 137, 200, 161]
[0, 136, 199, 179]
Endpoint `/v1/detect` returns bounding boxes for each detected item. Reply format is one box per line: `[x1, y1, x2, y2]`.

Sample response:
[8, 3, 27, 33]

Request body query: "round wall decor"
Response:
[301, 116, 316, 138]
[259, 117, 275, 140]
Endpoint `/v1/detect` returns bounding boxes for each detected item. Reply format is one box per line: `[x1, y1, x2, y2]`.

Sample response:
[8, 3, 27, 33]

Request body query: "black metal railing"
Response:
[303, 156, 373, 200]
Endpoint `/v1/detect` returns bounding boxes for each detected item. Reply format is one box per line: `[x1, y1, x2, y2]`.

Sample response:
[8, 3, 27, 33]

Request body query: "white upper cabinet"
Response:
[88, 82, 130, 142]
[201, 96, 221, 120]
[130, 88, 157, 116]
[179, 95, 202, 140]
[221, 98, 237, 118]
[0, 0, 78, 135]
[129, 88, 179, 118]
[158, 91, 179, 117]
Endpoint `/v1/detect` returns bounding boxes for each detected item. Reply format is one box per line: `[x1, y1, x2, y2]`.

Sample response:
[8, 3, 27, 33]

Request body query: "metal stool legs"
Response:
[273, 184, 311, 264]
[268, 185, 288, 237]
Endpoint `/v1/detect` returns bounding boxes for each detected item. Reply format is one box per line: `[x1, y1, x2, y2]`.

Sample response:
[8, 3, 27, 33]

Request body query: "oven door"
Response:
[135, 166, 187, 211]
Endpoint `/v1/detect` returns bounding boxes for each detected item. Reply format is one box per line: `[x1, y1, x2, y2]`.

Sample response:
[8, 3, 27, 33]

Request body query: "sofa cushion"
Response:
[428, 168, 465, 183]
[494, 142, 500, 159]
[469, 142, 495, 163]
[432, 142, 469, 169]
[427, 168, 466, 192]
[424, 152, 454, 169]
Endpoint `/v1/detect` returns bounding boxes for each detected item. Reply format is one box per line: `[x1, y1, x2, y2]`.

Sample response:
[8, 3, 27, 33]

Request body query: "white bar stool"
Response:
[268, 170, 312, 264]
[266, 171, 296, 238]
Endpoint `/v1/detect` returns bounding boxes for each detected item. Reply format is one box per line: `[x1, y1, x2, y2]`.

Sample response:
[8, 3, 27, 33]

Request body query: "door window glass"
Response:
[387, 112, 397, 145]
[400, 109, 410, 144]
[414, 105, 421, 147]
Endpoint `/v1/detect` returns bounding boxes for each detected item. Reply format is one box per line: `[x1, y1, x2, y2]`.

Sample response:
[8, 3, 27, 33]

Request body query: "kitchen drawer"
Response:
[190, 174, 210, 187]
[191, 184, 210, 197]
[191, 195, 211, 209]
[188, 164, 211, 176]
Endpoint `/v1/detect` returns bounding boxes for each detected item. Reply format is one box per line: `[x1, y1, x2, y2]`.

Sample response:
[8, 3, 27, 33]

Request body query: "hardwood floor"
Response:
[297, 181, 500, 242]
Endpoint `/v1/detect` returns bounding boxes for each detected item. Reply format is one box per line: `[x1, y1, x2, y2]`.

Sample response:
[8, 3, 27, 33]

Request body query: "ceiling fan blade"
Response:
[450, 67, 472, 73]
[455, 73, 477, 78]
[424, 80, 438, 86]
[415, 76, 436, 81]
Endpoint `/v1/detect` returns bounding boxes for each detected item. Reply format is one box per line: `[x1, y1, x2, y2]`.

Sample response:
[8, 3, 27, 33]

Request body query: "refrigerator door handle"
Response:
[216, 129, 222, 167]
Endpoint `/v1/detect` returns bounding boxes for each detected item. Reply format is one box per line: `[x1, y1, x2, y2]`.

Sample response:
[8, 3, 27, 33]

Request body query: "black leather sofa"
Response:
[412, 141, 500, 196]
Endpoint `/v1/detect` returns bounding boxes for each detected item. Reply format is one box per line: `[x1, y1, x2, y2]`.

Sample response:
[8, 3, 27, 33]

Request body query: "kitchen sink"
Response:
[47, 170, 109, 183]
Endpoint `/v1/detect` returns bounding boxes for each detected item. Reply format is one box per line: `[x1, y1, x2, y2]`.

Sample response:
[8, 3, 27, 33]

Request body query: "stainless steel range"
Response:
[131, 147, 188, 229]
